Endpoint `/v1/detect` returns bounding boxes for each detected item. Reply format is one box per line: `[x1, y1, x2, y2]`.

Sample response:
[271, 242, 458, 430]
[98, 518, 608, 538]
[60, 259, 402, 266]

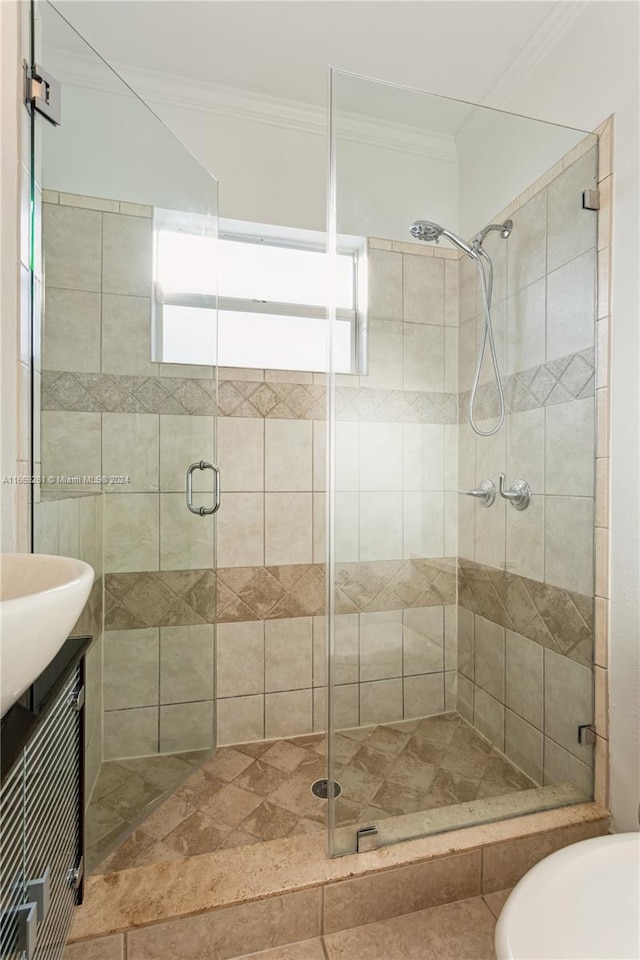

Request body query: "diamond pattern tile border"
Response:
[458, 557, 593, 666]
[105, 557, 593, 669]
[104, 559, 457, 631]
[459, 348, 595, 422]
[43, 348, 592, 425]
[42, 371, 458, 424]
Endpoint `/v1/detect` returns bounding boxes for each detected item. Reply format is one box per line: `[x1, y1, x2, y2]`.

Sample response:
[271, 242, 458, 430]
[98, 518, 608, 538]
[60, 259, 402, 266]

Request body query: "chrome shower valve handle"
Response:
[498, 472, 531, 510]
[460, 479, 495, 508]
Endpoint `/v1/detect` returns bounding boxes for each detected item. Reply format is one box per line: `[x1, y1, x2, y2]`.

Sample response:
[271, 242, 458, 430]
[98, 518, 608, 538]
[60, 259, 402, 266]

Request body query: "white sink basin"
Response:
[0, 553, 94, 717]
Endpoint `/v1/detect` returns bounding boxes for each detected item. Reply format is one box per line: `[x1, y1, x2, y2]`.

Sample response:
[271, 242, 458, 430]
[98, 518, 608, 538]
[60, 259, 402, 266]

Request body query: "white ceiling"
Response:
[51, 1, 558, 111]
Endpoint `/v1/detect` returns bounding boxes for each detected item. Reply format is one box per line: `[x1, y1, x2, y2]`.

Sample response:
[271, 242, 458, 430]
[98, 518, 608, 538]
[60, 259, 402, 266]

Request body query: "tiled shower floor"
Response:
[87, 712, 534, 874]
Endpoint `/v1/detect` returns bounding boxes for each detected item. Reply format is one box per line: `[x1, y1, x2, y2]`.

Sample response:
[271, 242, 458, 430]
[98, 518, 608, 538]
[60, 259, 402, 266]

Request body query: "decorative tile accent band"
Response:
[44, 348, 592, 423]
[42, 371, 459, 424]
[43, 371, 218, 416]
[104, 558, 457, 631]
[218, 564, 326, 621]
[458, 557, 593, 666]
[335, 388, 458, 424]
[218, 380, 325, 420]
[335, 557, 457, 613]
[105, 568, 217, 630]
[460, 348, 595, 422]
[105, 558, 592, 651]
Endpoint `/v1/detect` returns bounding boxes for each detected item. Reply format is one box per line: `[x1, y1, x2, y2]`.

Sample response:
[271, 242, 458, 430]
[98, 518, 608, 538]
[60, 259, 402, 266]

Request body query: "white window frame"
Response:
[152, 213, 367, 375]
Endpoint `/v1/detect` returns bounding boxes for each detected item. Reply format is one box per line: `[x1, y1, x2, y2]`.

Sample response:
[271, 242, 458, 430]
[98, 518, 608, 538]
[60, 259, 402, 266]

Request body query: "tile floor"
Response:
[86, 749, 209, 870]
[61, 889, 513, 959]
[225, 892, 510, 960]
[88, 712, 534, 874]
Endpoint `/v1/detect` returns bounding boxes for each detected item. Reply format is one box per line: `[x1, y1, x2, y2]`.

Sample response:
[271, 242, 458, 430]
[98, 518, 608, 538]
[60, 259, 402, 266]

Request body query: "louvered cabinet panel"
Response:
[25, 668, 83, 960]
[1, 665, 84, 960]
[0, 761, 26, 960]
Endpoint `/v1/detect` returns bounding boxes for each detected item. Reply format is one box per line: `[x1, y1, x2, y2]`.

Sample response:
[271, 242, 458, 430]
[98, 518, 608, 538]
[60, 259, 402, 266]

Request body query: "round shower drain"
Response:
[311, 778, 342, 799]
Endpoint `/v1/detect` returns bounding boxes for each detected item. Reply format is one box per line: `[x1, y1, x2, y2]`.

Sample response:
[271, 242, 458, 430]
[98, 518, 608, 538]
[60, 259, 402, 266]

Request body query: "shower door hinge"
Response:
[578, 723, 596, 746]
[25, 62, 62, 126]
[582, 189, 600, 211]
[356, 826, 378, 853]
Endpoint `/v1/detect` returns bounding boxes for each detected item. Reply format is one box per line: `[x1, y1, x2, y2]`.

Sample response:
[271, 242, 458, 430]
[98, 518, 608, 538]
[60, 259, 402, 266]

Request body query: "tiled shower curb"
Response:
[67, 802, 608, 954]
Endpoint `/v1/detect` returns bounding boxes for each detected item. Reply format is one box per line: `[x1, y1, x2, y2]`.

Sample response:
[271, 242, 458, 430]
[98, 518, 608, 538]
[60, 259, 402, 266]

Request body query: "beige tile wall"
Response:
[326, 240, 459, 737]
[458, 143, 597, 590]
[42, 155, 609, 808]
[41, 193, 217, 761]
[42, 200, 461, 753]
[457, 133, 606, 801]
[7, 11, 107, 807]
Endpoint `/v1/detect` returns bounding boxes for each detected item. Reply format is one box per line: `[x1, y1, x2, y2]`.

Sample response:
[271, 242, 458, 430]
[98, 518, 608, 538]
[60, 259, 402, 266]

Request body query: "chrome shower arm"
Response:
[472, 219, 513, 248]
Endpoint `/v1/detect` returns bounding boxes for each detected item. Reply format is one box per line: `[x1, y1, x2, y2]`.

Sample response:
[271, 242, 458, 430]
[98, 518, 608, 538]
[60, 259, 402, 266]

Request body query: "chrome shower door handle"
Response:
[498, 472, 531, 511]
[459, 479, 495, 508]
[186, 461, 221, 516]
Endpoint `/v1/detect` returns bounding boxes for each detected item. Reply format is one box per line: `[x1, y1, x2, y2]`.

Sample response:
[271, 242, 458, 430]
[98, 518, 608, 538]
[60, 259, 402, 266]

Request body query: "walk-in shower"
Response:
[29, 22, 599, 876]
[410, 217, 512, 437]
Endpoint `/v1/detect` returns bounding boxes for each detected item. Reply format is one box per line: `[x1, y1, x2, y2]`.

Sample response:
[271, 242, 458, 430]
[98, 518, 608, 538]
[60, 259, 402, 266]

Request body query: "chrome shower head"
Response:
[410, 220, 476, 258]
[410, 220, 444, 243]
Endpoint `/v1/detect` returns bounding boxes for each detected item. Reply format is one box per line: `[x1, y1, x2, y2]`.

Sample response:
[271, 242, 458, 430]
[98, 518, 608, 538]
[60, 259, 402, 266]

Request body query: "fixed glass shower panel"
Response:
[328, 70, 598, 855]
[32, 2, 219, 869]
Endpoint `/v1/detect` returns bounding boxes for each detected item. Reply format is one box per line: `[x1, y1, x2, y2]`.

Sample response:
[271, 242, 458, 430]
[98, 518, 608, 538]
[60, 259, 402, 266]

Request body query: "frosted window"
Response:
[156, 231, 354, 309]
[154, 223, 362, 373]
[161, 306, 353, 374]
[219, 241, 353, 308]
[157, 232, 217, 296]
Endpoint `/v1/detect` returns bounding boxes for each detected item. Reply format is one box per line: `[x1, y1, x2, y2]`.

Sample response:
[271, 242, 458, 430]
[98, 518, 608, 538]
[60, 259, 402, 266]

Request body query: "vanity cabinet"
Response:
[0, 639, 89, 960]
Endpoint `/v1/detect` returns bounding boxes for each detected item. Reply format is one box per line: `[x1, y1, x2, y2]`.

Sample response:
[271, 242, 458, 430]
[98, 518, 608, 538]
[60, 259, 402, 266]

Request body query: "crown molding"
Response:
[456, 1, 588, 157]
[336, 114, 457, 161]
[484, 0, 586, 112]
[45, 2, 586, 168]
[46, 46, 458, 162]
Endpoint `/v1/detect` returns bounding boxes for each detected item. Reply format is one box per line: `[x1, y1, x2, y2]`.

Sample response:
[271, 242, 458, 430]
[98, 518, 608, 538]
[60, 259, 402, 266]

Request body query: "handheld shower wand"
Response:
[409, 218, 512, 437]
[410, 220, 476, 258]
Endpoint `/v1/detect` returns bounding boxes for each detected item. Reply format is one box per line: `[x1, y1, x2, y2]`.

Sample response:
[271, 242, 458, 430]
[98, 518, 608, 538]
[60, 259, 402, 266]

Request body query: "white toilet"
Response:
[495, 832, 640, 959]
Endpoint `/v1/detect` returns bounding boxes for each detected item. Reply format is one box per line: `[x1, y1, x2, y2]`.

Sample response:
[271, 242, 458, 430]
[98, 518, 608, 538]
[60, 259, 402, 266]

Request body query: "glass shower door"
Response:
[32, 1, 219, 870]
[327, 69, 598, 855]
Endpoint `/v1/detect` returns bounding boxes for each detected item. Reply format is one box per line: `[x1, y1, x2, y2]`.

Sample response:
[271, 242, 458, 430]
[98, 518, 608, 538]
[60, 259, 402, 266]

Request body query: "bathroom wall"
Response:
[42, 176, 602, 787]
[0, 3, 106, 803]
[196, 235, 460, 744]
[33, 154, 606, 815]
[39, 193, 461, 755]
[1, 0, 32, 555]
[43, 46, 461, 242]
[467, 0, 638, 829]
[456, 139, 598, 794]
[39, 191, 219, 762]
[3, 0, 636, 833]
